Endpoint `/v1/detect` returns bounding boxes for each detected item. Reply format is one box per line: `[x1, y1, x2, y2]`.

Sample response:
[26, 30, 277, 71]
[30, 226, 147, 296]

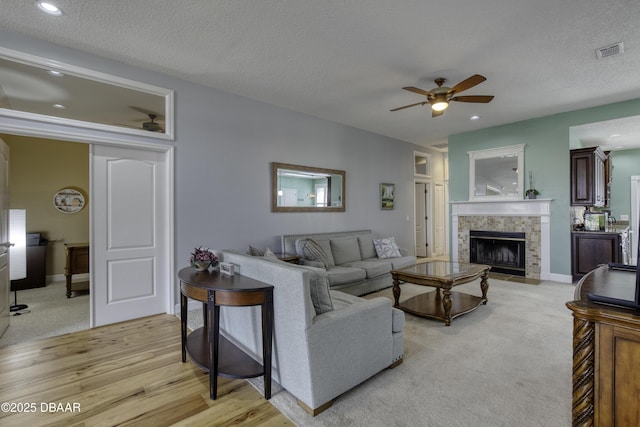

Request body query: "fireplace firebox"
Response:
[470, 230, 526, 276]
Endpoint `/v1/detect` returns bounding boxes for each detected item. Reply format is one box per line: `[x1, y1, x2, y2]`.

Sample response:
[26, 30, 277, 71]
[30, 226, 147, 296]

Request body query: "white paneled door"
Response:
[433, 183, 446, 256]
[0, 139, 9, 337]
[415, 182, 428, 257]
[91, 145, 171, 327]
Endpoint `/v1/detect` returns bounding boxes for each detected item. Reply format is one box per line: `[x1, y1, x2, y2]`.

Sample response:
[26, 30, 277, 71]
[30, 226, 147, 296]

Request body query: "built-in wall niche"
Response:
[468, 144, 525, 201]
[414, 151, 431, 177]
[0, 47, 174, 139]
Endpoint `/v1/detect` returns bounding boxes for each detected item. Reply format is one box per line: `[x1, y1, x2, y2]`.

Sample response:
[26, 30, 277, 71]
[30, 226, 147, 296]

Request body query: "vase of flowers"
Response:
[190, 246, 218, 271]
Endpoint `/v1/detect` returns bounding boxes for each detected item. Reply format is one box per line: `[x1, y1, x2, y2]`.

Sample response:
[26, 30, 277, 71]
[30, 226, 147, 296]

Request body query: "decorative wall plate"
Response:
[53, 188, 85, 213]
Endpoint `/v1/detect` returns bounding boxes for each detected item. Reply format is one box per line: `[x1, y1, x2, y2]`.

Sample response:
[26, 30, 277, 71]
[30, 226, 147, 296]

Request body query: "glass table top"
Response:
[395, 261, 486, 278]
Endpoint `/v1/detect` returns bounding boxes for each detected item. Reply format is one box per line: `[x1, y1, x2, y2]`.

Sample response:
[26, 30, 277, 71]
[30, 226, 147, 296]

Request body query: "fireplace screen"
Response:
[470, 230, 526, 276]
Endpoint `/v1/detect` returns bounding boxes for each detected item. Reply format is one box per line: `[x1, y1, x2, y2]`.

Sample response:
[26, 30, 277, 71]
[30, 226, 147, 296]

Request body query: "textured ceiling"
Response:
[2, 0, 640, 149]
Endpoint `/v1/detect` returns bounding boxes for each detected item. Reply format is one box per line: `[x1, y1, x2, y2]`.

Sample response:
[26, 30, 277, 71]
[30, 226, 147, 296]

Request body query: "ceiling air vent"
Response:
[432, 142, 448, 150]
[596, 42, 624, 59]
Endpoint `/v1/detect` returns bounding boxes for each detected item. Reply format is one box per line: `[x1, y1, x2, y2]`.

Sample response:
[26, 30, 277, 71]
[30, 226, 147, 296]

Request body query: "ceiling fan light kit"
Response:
[391, 74, 494, 117]
[431, 97, 449, 112]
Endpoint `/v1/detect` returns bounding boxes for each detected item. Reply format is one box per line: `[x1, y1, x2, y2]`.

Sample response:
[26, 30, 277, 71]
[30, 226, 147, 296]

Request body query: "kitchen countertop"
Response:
[571, 225, 630, 234]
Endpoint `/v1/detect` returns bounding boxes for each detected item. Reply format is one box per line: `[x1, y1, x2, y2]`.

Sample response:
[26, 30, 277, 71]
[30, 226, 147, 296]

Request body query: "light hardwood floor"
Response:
[0, 315, 292, 426]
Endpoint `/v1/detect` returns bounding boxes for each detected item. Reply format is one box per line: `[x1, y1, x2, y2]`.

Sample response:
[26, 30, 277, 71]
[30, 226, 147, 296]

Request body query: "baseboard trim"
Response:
[546, 273, 572, 284]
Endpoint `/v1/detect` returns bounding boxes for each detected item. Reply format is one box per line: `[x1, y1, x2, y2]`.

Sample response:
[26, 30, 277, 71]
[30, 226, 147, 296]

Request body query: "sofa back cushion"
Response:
[357, 234, 378, 259]
[262, 250, 333, 315]
[330, 237, 362, 265]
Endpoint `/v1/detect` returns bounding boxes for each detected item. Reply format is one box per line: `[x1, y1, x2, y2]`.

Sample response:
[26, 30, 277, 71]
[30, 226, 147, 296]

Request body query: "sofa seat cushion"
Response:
[342, 260, 392, 279]
[330, 290, 404, 333]
[389, 256, 417, 270]
[326, 266, 367, 286]
[330, 237, 362, 265]
[329, 289, 360, 310]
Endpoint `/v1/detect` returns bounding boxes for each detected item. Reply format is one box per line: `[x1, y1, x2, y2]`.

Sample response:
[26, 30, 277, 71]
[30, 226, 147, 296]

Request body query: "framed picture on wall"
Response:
[53, 188, 86, 213]
[380, 183, 395, 210]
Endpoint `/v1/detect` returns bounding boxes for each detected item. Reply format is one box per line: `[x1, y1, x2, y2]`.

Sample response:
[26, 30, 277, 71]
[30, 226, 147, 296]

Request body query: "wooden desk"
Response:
[64, 243, 89, 298]
[178, 267, 274, 400]
[566, 265, 640, 426]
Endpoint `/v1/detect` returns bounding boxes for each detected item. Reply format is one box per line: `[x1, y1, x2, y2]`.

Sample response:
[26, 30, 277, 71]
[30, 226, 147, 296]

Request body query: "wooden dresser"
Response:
[64, 243, 89, 298]
[566, 265, 640, 426]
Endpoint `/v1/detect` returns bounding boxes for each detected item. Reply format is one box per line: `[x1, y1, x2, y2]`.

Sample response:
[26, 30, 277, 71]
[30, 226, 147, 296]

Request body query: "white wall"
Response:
[0, 29, 443, 300]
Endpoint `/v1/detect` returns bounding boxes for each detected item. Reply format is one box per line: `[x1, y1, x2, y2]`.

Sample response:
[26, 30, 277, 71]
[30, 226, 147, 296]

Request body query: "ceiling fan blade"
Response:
[449, 74, 486, 95]
[390, 101, 427, 112]
[450, 95, 494, 103]
[129, 105, 164, 120]
[432, 109, 444, 118]
[402, 86, 433, 97]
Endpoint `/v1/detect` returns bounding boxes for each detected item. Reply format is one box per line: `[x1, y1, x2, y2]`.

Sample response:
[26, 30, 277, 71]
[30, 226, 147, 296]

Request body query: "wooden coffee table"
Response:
[392, 261, 490, 326]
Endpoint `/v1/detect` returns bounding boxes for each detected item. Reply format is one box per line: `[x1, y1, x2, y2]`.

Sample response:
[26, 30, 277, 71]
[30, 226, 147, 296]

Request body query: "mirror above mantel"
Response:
[0, 47, 174, 139]
[468, 144, 525, 201]
[272, 162, 345, 212]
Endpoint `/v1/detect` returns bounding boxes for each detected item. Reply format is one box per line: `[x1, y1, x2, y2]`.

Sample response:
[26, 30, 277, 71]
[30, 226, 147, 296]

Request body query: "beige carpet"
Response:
[193, 278, 575, 426]
[0, 281, 89, 347]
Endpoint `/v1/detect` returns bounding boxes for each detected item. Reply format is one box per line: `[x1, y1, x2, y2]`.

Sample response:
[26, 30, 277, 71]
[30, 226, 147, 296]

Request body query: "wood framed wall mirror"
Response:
[272, 162, 345, 212]
[0, 47, 174, 139]
[468, 144, 525, 201]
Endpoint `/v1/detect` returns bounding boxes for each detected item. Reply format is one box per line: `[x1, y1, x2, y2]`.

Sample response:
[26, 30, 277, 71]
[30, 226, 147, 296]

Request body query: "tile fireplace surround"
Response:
[451, 199, 551, 280]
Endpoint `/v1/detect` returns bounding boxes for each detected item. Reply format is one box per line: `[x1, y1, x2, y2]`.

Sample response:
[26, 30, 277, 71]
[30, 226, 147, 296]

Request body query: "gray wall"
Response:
[0, 30, 444, 299]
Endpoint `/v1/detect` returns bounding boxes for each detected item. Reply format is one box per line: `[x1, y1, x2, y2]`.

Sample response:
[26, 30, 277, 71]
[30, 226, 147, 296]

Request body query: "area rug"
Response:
[0, 281, 89, 347]
[193, 278, 575, 427]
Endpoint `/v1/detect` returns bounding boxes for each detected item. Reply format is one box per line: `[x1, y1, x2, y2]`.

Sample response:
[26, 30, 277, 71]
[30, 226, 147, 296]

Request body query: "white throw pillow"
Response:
[373, 237, 402, 259]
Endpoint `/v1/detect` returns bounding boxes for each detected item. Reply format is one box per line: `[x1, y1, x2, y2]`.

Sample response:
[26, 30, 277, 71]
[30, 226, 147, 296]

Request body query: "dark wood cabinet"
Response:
[570, 147, 608, 207]
[571, 232, 621, 281]
[10, 245, 47, 291]
[567, 266, 640, 426]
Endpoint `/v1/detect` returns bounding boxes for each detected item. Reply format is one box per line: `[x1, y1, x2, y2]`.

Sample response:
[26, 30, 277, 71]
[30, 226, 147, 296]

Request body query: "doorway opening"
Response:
[0, 127, 173, 345]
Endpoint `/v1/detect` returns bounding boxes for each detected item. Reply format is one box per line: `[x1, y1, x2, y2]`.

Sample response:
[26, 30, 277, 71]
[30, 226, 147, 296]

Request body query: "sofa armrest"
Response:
[303, 296, 394, 407]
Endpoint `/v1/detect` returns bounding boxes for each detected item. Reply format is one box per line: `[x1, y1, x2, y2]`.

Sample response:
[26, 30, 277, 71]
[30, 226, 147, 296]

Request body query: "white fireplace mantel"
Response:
[450, 199, 552, 280]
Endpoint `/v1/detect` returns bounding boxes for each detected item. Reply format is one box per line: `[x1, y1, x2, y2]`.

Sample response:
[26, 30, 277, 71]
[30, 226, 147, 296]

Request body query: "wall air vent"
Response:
[596, 42, 624, 59]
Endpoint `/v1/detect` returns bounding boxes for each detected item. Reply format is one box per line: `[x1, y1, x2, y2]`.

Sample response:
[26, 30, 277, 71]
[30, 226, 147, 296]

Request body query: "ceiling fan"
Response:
[391, 74, 494, 117]
[129, 106, 165, 132]
[141, 114, 164, 132]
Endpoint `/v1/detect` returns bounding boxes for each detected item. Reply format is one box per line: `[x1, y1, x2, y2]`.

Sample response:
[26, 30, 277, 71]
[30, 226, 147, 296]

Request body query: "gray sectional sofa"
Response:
[216, 249, 405, 416]
[281, 229, 416, 296]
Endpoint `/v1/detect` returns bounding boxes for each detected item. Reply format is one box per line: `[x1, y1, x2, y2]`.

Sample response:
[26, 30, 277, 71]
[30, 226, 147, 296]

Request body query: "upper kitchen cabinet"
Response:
[570, 147, 609, 207]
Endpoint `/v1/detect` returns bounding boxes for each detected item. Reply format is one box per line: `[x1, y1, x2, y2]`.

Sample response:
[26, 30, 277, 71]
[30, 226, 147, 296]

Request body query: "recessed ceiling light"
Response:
[470, 115, 481, 120]
[609, 133, 622, 138]
[614, 145, 623, 149]
[48, 70, 64, 77]
[35, 1, 63, 16]
[52, 104, 65, 109]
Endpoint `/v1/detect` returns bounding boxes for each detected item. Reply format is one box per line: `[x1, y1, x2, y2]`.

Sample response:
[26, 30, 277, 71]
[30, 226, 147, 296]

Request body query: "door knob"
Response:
[0, 242, 15, 248]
